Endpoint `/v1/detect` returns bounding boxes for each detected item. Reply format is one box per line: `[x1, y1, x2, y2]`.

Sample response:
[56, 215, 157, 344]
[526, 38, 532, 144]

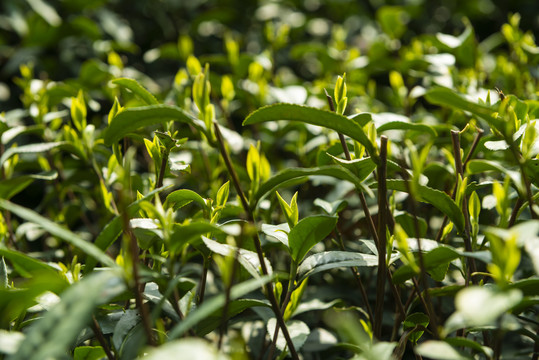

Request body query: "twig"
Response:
[91, 315, 115, 360]
[374, 136, 388, 339]
[214, 122, 299, 360]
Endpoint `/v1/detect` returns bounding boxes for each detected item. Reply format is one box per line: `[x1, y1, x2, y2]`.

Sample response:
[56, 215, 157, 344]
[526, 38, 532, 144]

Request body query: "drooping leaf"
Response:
[169, 222, 226, 254]
[371, 113, 437, 136]
[328, 155, 377, 181]
[243, 103, 376, 158]
[196, 299, 270, 335]
[261, 223, 290, 247]
[0, 199, 116, 269]
[0, 141, 67, 165]
[0, 171, 58, 200]
[297, 251, 379, 282]
[112, 78, 159, 105]
[165, 189, 208, 211]
[103, 105, 205, 146]
[168, 275, 274, 339]
[0, 247, 59, 278]
[253, 166, 372, 208]
[425, 87, 502, 131]
[392, 246, 461, 284]
[374, 179, 465, 232]
[9, 270, 126, 360]
[288, 215, 338, 263]
[466, 159, 524, 194]
[403, 313, 429, 344]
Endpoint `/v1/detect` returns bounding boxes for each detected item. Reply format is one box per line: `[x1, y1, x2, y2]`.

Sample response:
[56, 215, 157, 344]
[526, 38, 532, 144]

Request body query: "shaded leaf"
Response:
[267, 318, 310, 352]
[0, 200, 116, 269]
[196, 299, 270, 335]
[165, 189, 208, 211]
[0, 171, 57, 200]
[297, 251, 378, 282]
[168, 275, 274, 339]
[0, 247, 59, 278]
[139, 338, 229, 360]
[416, 340, 472, 360]
[392, 247, 460, 284]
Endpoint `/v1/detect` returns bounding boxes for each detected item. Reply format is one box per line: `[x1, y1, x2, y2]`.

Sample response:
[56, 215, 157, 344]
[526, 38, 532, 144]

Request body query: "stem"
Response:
[374, 136, 388, 339]
[91, 315, 115, 360]
[119, 191, 155, 347]
[509, 197, 524, 227]
[214, 122, 299, 360]
[508, 143, 537, 219]
[197, 256, 210, 304]
[157, 149, 169, 189]
[451, 130, 478, 284]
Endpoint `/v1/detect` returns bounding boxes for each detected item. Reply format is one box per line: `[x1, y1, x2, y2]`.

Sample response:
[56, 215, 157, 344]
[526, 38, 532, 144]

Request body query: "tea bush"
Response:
[1, 1, 539, 359]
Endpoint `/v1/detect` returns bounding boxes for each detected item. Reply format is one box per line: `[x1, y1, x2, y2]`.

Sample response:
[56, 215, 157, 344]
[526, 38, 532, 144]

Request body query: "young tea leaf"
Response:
[288, 215, 338, 263]
[112, 78, 159, 105]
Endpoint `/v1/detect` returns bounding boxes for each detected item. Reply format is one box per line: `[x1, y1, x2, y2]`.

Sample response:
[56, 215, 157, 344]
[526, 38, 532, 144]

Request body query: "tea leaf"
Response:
[9, 270, 125, 360]
[168, 275, 274, 339]
[288, 215, 338, 263]
[253, 165, 373, 208]
[112, 78, 159, 105]
[297, 251, 379, 282]
[103, 105, 205, 145]
[140, 338, 228, 360]
[0, 247, 59, 278]
[165, 189, 208, 211]
[243, 104, 376, 158]
[377, 179, 465, 232]
[392, 246, 460, 284]
[0, 199, 117, 269]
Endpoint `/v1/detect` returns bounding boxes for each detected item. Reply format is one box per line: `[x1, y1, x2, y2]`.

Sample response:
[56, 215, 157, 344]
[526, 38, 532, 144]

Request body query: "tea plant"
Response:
[1, 2, 539, 360]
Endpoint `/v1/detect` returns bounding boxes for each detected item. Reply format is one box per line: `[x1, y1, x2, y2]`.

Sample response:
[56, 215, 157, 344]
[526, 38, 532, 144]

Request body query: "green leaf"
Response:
[276, 191, 298, 228]
[266, 319, 310, 352]
[466, 159, 523, 194]
[85, 185, 170, 273]
[297, 251, 379, 282]
[416, 340, 472, 360]
[140, 338, 228, 360]
[444, 286, 523, 334]
[9, 270, 125, 360]
[112, 78, 159, 105]
[196, 299, 270, 336]
[377, 179, 465, 232]
[103, 105, 205, 146]
[444, 338, 494, 358]
[253, 165, 373, 208]
[0, 199, 117, 269]
[215, 181, 230, 208]
[403, 313, 429, 344]
[0, 247, 59, 278]
[168, 275, 274, 339]
[371, 113, 437, 136]
[288, 215, 338, 263]
[73, 346, 107, 360]
[169, 222, 226, 254]
[0, 141, 67, 165]
[392, 246, 461, 284]
[425, 87, 502, 131]
[328, 155, 376, 181]
[0, 257, 7, 289]
[165, 189, 208, 211]
[0, 171, 58, 200]
[243, 104, 376, 158]
[202, 237, 272, 278]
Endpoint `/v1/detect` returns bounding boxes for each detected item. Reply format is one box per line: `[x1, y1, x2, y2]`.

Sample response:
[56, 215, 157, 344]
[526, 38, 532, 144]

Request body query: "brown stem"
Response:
[119, 191, 155, 346]
[91, 315, 115, 360]
[374, 136, 388, 339]
[197, 256, 210, 304]
[214, 122, 299, 360]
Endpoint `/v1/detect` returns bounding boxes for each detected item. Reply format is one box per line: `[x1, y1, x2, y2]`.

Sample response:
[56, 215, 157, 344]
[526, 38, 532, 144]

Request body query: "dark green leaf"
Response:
[297, 251, 378, 282]
[196, 299, 270, 335]
[9, 270, 125, 360]
[0, 247, 59, 278]
[392, 246, 460, 284]
[103, 105, 205, 146]
[289, 215, 338, 263]
[165, 189, 207, 211]
[253, 166, 372, 209]
[168, 275, 274, 339]
[0, 199, 116, 269]
[377, 179, 465, 232]
[243, 103, 376, 158]
[0, 171, 58, 200]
